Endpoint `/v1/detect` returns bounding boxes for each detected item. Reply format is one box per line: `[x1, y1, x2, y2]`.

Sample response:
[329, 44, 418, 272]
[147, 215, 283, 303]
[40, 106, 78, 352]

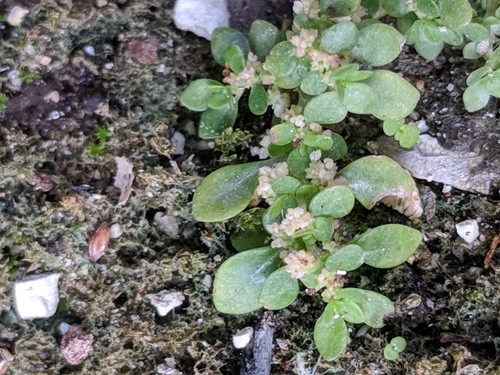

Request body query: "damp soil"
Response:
[0, 1, 499, 374]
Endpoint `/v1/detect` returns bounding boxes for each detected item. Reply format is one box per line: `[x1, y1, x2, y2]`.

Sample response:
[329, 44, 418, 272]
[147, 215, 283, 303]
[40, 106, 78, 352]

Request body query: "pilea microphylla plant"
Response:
[180, 0, 434, 361]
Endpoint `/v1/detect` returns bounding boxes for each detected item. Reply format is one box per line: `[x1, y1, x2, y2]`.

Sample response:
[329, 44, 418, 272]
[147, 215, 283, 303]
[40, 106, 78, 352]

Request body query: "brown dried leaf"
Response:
[88, 222, 110, 262]
[60, 326, 93, 365]
[114, 156, 134, 206]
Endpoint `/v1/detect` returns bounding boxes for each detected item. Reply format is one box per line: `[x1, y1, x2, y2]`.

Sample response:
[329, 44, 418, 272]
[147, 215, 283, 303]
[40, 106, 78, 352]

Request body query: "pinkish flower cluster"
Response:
[222, 52, 262, 94]
[283, 250, 316, 279]
[256, 162, 289, 204]
[292, 0, 320, 18]
[266, 206, 315, 249]
[309, 50, 341, 72]
[290, 29, 318, 58]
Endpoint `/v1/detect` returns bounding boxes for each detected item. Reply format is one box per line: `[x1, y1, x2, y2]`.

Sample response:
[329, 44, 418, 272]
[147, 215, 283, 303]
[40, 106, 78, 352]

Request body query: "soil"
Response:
[0, 1, 499, 375]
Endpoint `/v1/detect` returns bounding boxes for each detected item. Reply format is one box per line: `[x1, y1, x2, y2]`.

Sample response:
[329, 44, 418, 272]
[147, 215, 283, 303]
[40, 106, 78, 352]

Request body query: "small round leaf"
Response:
[304, 91, 348, 124]
[259, 267, 299, 310]
[352, 23, 404, 66]
[309, 185, 355, 218]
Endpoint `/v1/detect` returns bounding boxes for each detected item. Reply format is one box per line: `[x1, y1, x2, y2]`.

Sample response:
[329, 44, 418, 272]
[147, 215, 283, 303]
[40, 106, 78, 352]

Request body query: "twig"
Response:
[484, 234, 499, 269]
[241, 311, 277, 375]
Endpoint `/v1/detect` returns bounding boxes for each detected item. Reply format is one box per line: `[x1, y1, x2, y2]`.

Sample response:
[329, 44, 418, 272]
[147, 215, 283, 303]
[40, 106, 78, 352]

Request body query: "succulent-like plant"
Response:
[178, 0, 455, 361]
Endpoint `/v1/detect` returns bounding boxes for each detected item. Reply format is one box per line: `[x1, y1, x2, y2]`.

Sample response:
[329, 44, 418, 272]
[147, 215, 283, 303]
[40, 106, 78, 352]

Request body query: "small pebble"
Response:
[103, 62, 114, 70]
[455, 219, 480, 244]
[83, 45, 95, 56]
[96, 0, 108, 7]
[109, 223, 123, 239]
[45, 91, 60, 103]
[146, 290, 185, 316]
[14, 273, 61, 319]
[7, 6, 29, 26]
[232, 327, 253, 349]
[171, 131, 185, 155]
[39, 55, 52, 66]
[173, 0, 230, 40]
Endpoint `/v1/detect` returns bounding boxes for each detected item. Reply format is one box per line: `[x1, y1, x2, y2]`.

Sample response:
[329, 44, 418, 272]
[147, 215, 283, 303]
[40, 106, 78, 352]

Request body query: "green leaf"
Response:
[296, 185, 320, 206]
[343, 82, 377, 114]
[352, 24, 404, 66]
[320, 22, 359, 54]
[351, 224, 422, 268]
[361, 0, 381, 15]
[207, 92, 230, 109]
[327, 64, 359, 82]
[287, 148, 311, 179]
[270, 123, 296, 146]
[300, 251, 328, 288]
[335, 288, 394, 328]
[405, 20, 424, 45]
[230, 228, 269, 251]
[322, 133, 348, 161]
[268, 143, 294, 157]
[394, 123, 420, 148]
[464, 23, 490, 42]
[313, 216, 335, 242]
[463, 41, 481, 59]
[381, 0, 410, 16]
[309, 186, 355, 218]
[272, 176, 301, 195]
[304, 91, 348, 124]
[248, 20, 279, 60]
[466, 66, 490, 86]
[340, 155, 423, 219]
[415, 0, 440, 18]
[275, 63, 308, 89]
[199, 102, 238, 138]
[213, 247, 281, 314]
[341, 70, 374, 82]
[383, 119, 404, 136]
[360, 70, 420, 120]
[301, 71, 327, 96]
[439, 0, 472, 32]
[180, 79, 225, 111]
[485, 77, 500, 97]
[259, 267, 299, 310]
[463, 82, 491, 112]
[303, 133, 334, 150]
[264, 41, 298, 77]
[414, 39, 444, 60]
[320, 0, 361, 16]
[384, 336, 407, 360]
[338, 299, 365, 324]
[440, 28, 463, 46]
[249, 84, 269, 115]
[211, 27, 250, 66]
[383, 346, 400, 360]
[325, 244, 365, 271]
[263, 194, 298, 227]
[224, 45, 245, 73]
[314, 303, 349, 360]
[193, 161, 268, 222]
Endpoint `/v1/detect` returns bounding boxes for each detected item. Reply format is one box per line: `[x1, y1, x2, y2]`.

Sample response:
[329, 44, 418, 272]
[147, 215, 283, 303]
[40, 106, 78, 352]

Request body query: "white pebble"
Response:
[109, 223, 123, 239]
[146, 291, 185, 316]
[39, 55, 52, 66]
[455, 219, 480, 244]
[442, 184, 452, 194]
[7, 6, 29, 27]
[171, 131, 185, 155]
[232, 327, 253, 349]
[173, 0, 230, 40]
[103, 62, 114, 70]
[14, 273, 61, 320]
[83, 45, 95, 56]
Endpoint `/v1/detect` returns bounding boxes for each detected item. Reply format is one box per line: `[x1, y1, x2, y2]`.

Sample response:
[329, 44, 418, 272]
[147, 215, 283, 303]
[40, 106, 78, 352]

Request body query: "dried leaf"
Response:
[88, 222, 110, 262]
[114, 156, 134, 206]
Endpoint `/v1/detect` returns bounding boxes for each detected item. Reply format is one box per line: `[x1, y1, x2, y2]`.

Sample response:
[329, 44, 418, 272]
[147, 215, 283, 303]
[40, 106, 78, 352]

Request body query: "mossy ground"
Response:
[0, 1, 499, 374]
